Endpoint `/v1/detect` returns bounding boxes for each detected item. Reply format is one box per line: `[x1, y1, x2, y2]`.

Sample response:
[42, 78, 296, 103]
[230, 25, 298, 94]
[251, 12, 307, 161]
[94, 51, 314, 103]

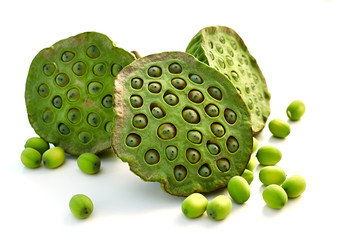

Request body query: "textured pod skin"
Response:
[241, 169, 254, 185]
[77, 153, 101, 174]
[256, 145, 282, 166]
[281, 175, 306, 198]
[21, 148, 42, 168]
[112, 52, 253, 196]
[287, 100, 305, 121]
[268, 119, 291, 138]
[227, 176, 251, 204]
[42, 147, 66, 168]
[181, 193, 208, 218]
[259, 166, 286, 186]
[263, 184, 288, 209]
[24, 137, 49, 155]
[25, 32, 135, 155]
[207, 195, 232, 220]
[69, 194, 93, 219]
[186, 26, 271, 133]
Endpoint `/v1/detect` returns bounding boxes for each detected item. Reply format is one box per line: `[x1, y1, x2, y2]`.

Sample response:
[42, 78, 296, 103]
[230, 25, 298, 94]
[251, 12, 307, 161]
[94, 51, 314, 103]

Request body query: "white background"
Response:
[1, 0, 359, 239]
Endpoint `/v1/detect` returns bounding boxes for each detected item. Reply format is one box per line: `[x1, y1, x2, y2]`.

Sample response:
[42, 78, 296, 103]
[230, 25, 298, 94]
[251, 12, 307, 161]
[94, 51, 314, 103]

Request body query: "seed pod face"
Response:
[268, 119, 291, 138]
[256, 145, 282, 166]
[259, 166, 286, 186]
[25, 32, 135, 155]
[281, 175, 306, 198]
[112, 52, 252, 196]
[186, 26, 271, 133]
[262, 184, 288, 209]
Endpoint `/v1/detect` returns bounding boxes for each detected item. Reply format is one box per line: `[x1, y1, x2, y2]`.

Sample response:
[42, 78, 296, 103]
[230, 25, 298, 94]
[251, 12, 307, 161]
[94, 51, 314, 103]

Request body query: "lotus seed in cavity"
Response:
[61, 51, 75, 62]
[211, 123, 225, 137]
[216, 158, 230, 172]
[69, 194, 94, 219]
[189, 74, 203, 84]
[86, 45, 100, 58]
[126, 134, 141, 147]
[21, 148, 42, 168]
[68, 108, 81, 123]
[188, 90, 204, 103]
[263, 184, 288, 209]
[131, 78, 143, 89]
[104, 122, 112, 133]
[187, 130, 202, 144]
[24, 137, 50, 155]
[287, 100, 306, 121]
[79, 132, 92, 144]
[198, 164, 211, 177]
[224, 109, 237, 124]
[42, 109, 54, 123]
[72, 61, 86, 76]
[58, 123, 70, 135]
[67, 88, 80, 102]
[182, 109, 200, 124]
[88, 82, 103, 95]
[43, 63, 56, 76]
[174, 165, 187, 181]
[207, 143, 220, 155]
[226, 136, 239, 153]
[148, 82, 162, 93]
[171, 78, 187, 90]
[133, 114, 148, 129]
[148, 66, 162, 77]
[102, 95, 113, 108]
[227, 176, 250, 204]
[55, 73, 69, 87]
[130, 95, 143, 108]
[157, 123, 176, 140]
[38, 84, 49, 97]
[186, 148, 201, 164]
[42, 147, 66, 169]
[169, 63, 182, 74]
[145, 149, 160, 165]
[151, 106, 165, 118]
[208, 87, 222, 100]
[216, 44, 223, 54]
[92, 63, 106, 76]
[218, 58, 225, 69]
[205, 104, 219, 117]
[87, 113, 100, 127]
[163, 93, 178, 106]
[166, 145, 178, 160]
[281, 175, 306, 198]
[182, 193, 208, 219]
[111, 64, 123, 77]
[52, 96, 62, 109]
[77, 153, 101, 174]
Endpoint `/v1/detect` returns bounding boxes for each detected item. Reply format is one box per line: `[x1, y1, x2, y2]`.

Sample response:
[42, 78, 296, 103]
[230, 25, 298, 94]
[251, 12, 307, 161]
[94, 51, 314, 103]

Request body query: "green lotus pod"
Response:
[112, 52, 252, 196]
[25, 32, 135, 155]
[186, 26, 271, 133]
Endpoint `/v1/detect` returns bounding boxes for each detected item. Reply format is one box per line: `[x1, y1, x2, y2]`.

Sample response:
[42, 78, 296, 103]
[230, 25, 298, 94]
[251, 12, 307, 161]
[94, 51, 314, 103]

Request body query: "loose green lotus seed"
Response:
[246, 155, 256, 171]
[126, 134, 141, 147]
[256, 145, 282, 166]
[148, 82, 162, 93]
[93, 63, 106, 76]
[259, 166, 286, 186]
[132, 114, 148, 129]
[188, 90, 204, 103]
[111, 64, 123, 77]
[186, 148, 201, 164]
[268, 119, 291, 138]
[208, 87, 222, 100]
[205, 104, 219, 117]
[151, 106, 165, 118]
[182, 108, 200, 124]
[165, 145, 178, 160]
[198, 164, 211, 177]
[174, 165, 187, 181]
[104, 122, 113, 133]
[43, 63, 56, 76]
[281, 175, 306, 198]
[171, 78, 187, 90]
[157, 123, 177, 140]
[131, 78, 143, 89]
[72, 61, 86, 76]
[77, 153, 101, 174]
[24, 137, 50, 155]
[130, 95, 143, 108]
[207, 142, 220, 155]
[187, 130, 202, 144]
[55, 73, 70, 87]
[42, 147, 66, 168]
[227, 176, 250, 204]
[38, 84, 49, 97]
[102, 95, 113, 108]
[61, 51, 75, 62]
[69, 194, 94, 219]
[21, 148, 42, 168]
[226, 136, 239, 153]
[224, 109, 237, 124]
[52, 96, 62, 109]
[88, 82, 103, 95]
[207, 195, 232, 221]
[241, 169, 254, 184]
[145, 149, 160, 165]
[189, 74, 203, 84]
[182, 193, 208, 218]
[287, 100, 305, 121]
[148, 66, 162, 77]
[86, 45, 100, 58]
[169, 63, 182, 74]
[262, 184, 288, 209]
[252, 137, 258, 153]
[163, 93, 179, 106]
[216, 158, 230, 172]
[211, 123, 225, 137]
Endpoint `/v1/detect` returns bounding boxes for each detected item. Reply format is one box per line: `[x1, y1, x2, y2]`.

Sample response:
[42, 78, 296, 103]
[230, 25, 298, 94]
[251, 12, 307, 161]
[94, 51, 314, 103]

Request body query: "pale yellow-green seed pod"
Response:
[281, 175, 306, 198]
[262, 184, 288, 209]
[268, 119, 291, 138]
[259, 166, 286, 186]
[181, 193, 208, 218]
[207, 195, 232, 220]
[42, 147, 66, 168]
[287, 100, 305, 121]
[227, 176, 251, 204]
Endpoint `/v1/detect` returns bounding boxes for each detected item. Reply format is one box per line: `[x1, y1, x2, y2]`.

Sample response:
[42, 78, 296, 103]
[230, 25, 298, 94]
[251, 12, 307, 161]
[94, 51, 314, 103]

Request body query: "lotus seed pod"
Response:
[287, 100, 305, 121]
[252, 137, 258, 153]
[69, 194, 94, 219]
[77, 153, 101, 174]
[246, 155, 256, 171]
[25, 32, 135, 155]
[256, 145, 282, 166]
[182, 193, 208, 218]
[24, 137, 49, 155]
[259, 166, 286, 186]
[186, 26, 271, 133]
[262, 184, 288, 209]
[21, 148, 42, 169]
[206, 195, 232, 220]
[112, 52, 252, 196]
[268, 119, 291, 138]
[241, 169, 254, 184]
[42, 147, 66, 168]
[227, 176, 251, 204]
[281, 175, 306, 198]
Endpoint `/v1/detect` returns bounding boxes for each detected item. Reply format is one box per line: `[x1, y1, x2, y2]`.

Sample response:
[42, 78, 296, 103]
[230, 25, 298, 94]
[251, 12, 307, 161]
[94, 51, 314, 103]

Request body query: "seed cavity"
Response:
[205, 104, 219, 117]
[168, 63, 182, 74]
[148, 82, 162, 94]
[52, 96, 63, 109]
[230, 40, 237, 50]
[132, 114, 148, 129]
[111, 64, 123, 77]
[198, 164, 212, 177]
[224, 109, 237, 124]
[43, 63, 56, 76]
[188, 89, 204, 103]
[131, 78, 144, 89]
[227, 48, 234, 57]
[61, 51, 75, 62]
[189, 74, 203, 84]
[88, 81, 103, 95]
[216, 158, 230, 172]
[166, 145, 178, 161]
[87, 112, 100, 127]
[38, 84, 50, 97]
[182, 108, 200, 124]
[144, 149, 160, 165]
[58, 123, 70, 135]
[104, 121, 113, 133]
[93, 63, 106, 76]
[126, 133, 141, 147]
[207, 87, 222, 100]
[148, 66, 162, 77]
[208, 40, 213, 49]
[186, 148, 201, 164]
[207, 141, 220, 155]
[231, 71, 239, 82]
[67, 88, 80, 102]
[187, 130, 202, 144]
[130, 95, 143, 108]
[171, 78, 187, 90]
[218, 58, 225, 69]
[216, 44, 223, 54]
[211, 123, 225, 138]
[157, 123, 177, 140]
[42, 109, 54, 123]
[248, 98, 254, 110]
[208, 51, 215, 60]
[226, 136, 239, 153]
[226, 56, 234, 66]
[102, 95, 113, 108]
[55, 73, 70, 87]
[163, 91, 179, 106]
[67, 108, 81, 124]
[150, 103, 166, 118]
[79, 132, 92, 144]
[219, 36, 225, 44]
[86, 45, 100, 58]
[72, 61, 86, 76]
[174, 165, 187, 181]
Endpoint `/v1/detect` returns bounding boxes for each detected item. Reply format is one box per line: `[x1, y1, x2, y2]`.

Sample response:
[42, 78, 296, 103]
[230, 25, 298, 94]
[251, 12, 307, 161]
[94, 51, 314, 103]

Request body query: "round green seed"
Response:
[21, 148, 42, 168]
[69, 194, 94, 219]
[281, 175, 306, 198]
[246, 155, 256, 171]
[259, 166, 286, 186]
[157, 123, 177, 140]
[206, 195, 232, 220]
[42, 147, 66, 168]
[77, 153, 101, 174]
[287, 100, 305, 121]
[241, 169, 254, 185]
[227, 176, 251, 204]
[24, 137, 49, 155]
[182, 193, 208, 218]
[262, 184, 288, 209]
[252, 137, 258, 153]
[268, 119, 291, 138]
[256, 145, 282, 166]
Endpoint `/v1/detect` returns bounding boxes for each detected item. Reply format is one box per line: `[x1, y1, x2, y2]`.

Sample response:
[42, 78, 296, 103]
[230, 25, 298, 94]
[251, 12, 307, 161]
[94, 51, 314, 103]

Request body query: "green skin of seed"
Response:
[287, 100, 305, 121]
[69, 194, 94, 219]
[77, 153, 101, 174]
[263, 184, 288, 209]
[186, 25, 271, 133]
[241, 169, 254, 185]
[227, 176, 251, 204]
[21, 148, 42, 168]
[281, 175, 306, 198]
[256, 145, 282, 166]
[112, 52, 253, 197]
[42, 147, 66, 168]
[259, 166, 286, 186]
[181, 193, 208, 218]
[206, 195, 232, 220]
[24, 137, 49, 155]
[246, 155, 257, 171]
[25, 32, 135, 155]
[268, 118, 291, 138]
